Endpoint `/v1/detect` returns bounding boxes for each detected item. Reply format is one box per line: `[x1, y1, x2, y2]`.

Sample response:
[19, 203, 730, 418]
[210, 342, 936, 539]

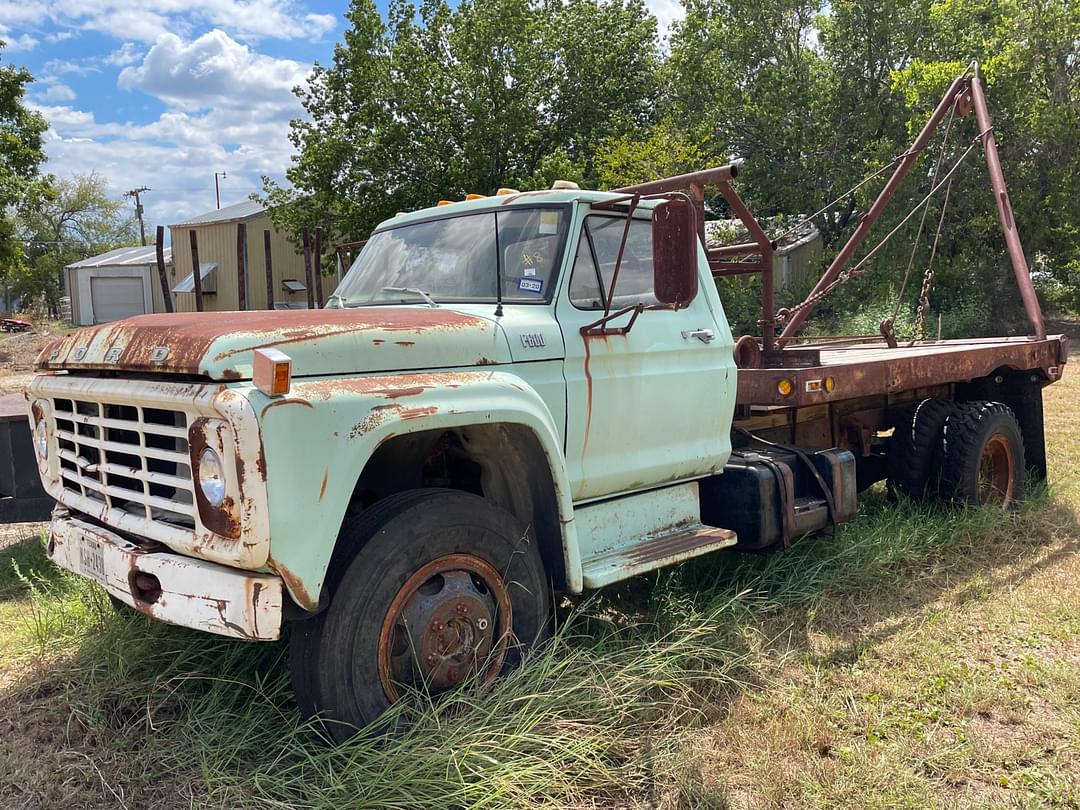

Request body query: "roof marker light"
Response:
[465, 193, 486, 200]
[496, 187, 519, 196]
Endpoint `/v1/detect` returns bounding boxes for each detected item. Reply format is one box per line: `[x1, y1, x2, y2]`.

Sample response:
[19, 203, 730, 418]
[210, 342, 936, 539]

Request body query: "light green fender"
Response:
[244, 370, 581, 611]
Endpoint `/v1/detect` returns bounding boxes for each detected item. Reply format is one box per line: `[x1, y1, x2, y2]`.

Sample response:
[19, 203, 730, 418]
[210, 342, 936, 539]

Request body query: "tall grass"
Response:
[1, 485, 1065, 808]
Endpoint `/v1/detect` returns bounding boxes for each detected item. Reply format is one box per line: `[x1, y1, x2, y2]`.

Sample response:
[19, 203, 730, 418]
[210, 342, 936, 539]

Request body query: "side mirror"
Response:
[652, 197, 698, 306]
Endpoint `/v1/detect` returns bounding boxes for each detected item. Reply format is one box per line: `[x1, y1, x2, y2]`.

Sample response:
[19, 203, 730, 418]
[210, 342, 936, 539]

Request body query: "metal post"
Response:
[154, 225, 173, 313]
[263, 230, 275, 310]
[969, 75, 1046, 340]
[717, 182, 776, 353]
[236, 222, 247, 311]
[302, 227, 316, 309]
[314, 227, 324, 306]
[778, 74, 971, 346]
[189, 230, 204, 313]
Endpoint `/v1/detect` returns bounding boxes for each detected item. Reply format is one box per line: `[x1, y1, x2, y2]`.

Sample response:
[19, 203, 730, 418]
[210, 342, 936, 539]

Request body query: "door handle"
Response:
[681, 328, 715, 344]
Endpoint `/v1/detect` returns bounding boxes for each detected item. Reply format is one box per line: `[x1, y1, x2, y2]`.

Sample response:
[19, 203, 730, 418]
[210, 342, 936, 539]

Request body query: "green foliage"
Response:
[12, 172, 138, 313]
[272, 0, 1080, 326]
[0, 42, 48, 295]
[262, 0, 660, 241]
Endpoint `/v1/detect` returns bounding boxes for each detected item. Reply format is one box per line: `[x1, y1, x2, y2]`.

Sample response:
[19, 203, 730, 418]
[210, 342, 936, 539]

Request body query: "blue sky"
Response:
[0, 0, 680, 233]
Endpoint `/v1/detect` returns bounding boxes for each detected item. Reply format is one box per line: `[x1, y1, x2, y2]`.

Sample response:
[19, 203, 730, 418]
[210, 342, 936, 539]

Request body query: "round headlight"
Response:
[33, 417, 48, 458]
[198, 447, 226, 507]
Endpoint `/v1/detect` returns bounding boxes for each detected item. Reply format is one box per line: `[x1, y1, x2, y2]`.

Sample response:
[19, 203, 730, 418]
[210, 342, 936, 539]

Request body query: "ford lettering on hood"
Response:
[37, 308, 511, 380]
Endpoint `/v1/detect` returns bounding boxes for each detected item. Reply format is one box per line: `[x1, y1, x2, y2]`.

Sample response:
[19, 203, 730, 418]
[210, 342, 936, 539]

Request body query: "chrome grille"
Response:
[50, 396, 196, 528]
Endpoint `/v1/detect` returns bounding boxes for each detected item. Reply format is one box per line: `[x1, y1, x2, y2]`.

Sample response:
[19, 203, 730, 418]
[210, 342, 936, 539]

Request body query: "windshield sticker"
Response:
[518, 277, 544, 294]
[523, 266, 536, 277]
[539, 211, 559, 234]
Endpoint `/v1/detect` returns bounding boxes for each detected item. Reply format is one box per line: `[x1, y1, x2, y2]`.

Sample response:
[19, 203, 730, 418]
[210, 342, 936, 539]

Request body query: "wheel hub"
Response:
[378, 554, 511, 701]
[977, 434, 1015, 507]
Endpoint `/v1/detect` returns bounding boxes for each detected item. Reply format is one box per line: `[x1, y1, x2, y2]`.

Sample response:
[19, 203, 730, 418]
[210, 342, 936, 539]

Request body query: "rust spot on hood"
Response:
[38, 308, 488, 379]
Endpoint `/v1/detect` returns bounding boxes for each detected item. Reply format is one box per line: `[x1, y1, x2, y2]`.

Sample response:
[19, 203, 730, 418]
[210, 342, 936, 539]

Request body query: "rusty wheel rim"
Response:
[977, 434, 1015, 507]
[377, 554, 512, 703]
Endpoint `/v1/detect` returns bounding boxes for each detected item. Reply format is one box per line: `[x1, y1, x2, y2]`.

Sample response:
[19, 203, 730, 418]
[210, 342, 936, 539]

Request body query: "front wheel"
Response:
[289, 489, 551, 742]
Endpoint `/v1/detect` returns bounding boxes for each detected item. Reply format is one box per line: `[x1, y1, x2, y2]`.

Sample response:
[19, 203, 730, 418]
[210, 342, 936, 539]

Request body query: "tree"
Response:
[263, 0, 660, 241]
[0, 42, 48, 309]
[15, 173, 138, 312]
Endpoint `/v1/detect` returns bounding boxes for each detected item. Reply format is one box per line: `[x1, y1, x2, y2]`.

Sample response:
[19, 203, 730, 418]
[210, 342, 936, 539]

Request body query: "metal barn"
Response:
[168, 201, 338, 312]
[65, 246, 172, 326]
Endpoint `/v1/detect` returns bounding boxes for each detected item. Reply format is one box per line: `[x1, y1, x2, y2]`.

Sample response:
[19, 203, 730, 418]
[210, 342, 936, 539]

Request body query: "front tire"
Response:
[289, 489, 550, 742]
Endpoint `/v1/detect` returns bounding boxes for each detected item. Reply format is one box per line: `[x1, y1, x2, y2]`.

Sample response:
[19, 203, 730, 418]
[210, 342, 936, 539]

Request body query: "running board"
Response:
[581, 524, 737, 588]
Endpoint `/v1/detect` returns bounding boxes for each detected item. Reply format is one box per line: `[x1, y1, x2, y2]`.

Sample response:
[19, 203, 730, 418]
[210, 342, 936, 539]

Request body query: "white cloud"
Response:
[45, 30, 77, 43]
[3, 32, 39, 50]
[646, 0, 685, 38]
[0, 0, 338, 44]
[104, 41, 142, 66]
[44, 58, 100, 76]
[31, 29, 309, 228]
[118, 30, 309, 113]
[37, 78, 77, 102]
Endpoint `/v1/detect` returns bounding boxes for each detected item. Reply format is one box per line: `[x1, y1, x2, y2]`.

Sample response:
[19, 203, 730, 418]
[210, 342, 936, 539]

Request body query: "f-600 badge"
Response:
[520, 333, 546, 348]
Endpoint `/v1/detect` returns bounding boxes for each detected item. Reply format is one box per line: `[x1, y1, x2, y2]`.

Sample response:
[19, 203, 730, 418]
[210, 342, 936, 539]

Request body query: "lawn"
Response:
[0, 356, 1077, 809]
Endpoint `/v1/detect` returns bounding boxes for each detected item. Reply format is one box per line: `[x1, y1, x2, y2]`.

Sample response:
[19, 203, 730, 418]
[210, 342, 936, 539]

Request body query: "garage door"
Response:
[90, 276, 146, 323]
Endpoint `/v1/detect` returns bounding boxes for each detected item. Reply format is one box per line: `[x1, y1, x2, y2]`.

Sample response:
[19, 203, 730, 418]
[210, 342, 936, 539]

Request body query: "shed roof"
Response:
[171, 200, 266, 227]
[66, 245, 172, 269]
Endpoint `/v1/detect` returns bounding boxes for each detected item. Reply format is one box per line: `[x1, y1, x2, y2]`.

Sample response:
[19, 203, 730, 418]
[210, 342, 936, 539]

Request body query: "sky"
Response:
[0, 0, 684, 235]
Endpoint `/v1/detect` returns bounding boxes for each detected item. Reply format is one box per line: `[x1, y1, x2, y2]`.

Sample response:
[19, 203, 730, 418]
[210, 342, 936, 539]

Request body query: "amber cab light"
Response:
[254, 348, 292, 397]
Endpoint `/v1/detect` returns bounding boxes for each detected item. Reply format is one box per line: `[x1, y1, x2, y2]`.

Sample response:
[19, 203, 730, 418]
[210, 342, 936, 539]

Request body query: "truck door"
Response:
[556, 209, 737, 501]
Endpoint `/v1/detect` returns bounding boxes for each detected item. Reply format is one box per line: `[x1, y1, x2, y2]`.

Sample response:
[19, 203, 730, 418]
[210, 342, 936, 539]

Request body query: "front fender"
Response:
[250, 370, 579, 611]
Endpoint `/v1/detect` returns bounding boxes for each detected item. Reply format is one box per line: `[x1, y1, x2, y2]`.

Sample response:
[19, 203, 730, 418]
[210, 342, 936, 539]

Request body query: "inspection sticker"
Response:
[518, 278, 544, 294]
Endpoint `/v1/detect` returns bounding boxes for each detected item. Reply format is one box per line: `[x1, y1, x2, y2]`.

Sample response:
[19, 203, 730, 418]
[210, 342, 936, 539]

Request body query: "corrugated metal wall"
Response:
[168, 214, 337, 313]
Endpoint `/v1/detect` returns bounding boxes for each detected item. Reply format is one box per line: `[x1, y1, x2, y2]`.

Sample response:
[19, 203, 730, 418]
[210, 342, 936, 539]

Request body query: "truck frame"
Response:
[27, 66, 1067, 739]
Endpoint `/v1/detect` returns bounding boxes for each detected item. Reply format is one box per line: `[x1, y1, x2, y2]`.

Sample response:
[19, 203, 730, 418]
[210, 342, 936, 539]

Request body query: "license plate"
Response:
[78, 538, 106, 585]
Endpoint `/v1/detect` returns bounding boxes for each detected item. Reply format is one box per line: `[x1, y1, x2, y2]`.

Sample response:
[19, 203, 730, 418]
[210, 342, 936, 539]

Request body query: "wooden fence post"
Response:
[302, 227, 315, 309]
[236, 222, 247, 311]
[155, 225, 173, 313]
[189, 230, 204, 312]
[263, 230, 274, 310]
[314, 226, 324, 306]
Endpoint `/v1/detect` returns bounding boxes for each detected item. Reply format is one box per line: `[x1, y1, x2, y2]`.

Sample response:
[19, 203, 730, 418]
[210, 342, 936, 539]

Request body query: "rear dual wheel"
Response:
[889, 398, 1024, 508]
[289, 489, 550, 742]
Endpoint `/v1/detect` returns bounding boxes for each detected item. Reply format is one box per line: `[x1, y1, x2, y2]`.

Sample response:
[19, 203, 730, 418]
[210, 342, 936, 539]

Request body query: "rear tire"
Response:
[888, 398, 956, 499]
[940, 401, 1024, 508]
[288, 489, 550, 742]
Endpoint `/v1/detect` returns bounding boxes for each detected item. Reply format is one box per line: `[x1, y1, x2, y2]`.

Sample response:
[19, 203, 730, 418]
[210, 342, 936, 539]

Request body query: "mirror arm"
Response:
[580, 303, 646, 337]
[602, 195, 640, 319]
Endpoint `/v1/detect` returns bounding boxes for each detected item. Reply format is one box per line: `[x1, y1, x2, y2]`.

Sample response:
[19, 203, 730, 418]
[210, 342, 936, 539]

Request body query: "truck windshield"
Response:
[331, 206, 569, 306]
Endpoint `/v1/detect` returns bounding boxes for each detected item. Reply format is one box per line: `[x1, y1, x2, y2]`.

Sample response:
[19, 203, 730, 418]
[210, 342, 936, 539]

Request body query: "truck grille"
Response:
[49, 396, 195, 528]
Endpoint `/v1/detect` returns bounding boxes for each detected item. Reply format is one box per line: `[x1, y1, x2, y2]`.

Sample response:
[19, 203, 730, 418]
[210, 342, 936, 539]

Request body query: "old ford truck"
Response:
[26, 72, 1069, 739]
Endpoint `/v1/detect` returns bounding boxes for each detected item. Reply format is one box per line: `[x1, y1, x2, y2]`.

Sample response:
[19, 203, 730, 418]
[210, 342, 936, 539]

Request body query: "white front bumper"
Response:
[48, 512, 283, 641]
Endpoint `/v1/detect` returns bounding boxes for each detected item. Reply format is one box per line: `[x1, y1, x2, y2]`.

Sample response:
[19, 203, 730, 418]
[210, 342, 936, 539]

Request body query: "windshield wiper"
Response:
[381, 287, 439, 308]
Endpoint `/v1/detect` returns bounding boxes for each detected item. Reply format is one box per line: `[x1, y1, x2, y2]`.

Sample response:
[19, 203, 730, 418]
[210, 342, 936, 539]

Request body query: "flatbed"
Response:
[737, 335, 1068, 408]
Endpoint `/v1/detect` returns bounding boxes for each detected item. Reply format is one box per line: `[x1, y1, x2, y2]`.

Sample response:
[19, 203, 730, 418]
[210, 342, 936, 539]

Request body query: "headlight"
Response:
[198, 447, 226, 507]
[31, 400, 48, 458]
[33, 418, 47, 458]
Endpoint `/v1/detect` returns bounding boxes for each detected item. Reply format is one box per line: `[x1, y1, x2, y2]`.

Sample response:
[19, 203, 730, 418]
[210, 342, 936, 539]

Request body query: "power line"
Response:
[123, 186, 151, 246]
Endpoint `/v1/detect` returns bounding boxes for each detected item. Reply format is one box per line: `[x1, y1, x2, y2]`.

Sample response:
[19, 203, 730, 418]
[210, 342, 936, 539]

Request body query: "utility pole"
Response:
[124, 186, 150, 246]
[214, 171, 227, 209]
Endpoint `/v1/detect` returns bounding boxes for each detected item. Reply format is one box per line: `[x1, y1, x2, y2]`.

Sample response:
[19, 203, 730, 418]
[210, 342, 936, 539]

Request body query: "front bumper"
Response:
[48, 512, 283, 641]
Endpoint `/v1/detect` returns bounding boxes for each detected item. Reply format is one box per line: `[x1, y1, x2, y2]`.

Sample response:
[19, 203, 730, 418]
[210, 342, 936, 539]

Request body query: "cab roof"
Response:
[373, 188, 661, 232]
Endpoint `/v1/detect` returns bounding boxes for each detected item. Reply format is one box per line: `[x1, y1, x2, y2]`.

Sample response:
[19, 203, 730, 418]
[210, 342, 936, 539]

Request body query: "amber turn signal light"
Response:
[777, 378, 794, 397]
[254, 348, 292, 397]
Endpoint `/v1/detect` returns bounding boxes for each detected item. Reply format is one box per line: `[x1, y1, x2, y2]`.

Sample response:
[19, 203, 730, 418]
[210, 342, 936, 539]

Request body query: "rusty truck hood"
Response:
[36, 307, 511, 380]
